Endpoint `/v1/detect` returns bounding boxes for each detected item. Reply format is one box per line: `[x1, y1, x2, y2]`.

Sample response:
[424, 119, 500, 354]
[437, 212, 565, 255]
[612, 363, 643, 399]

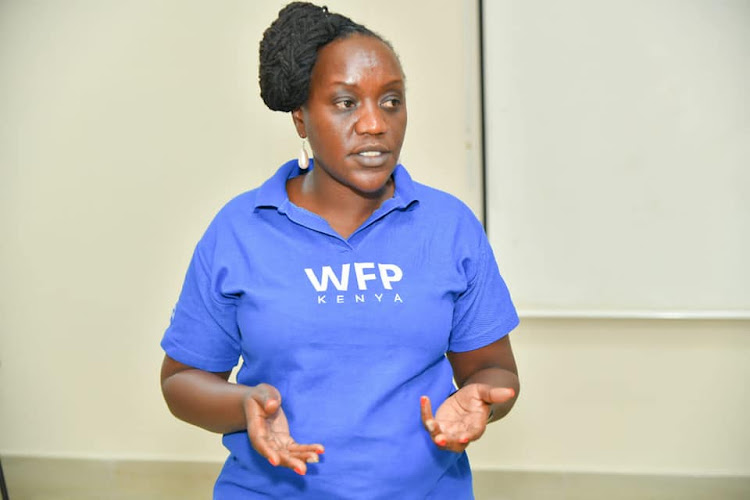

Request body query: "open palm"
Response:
[421, 384, 515, 453]
[244, 383, 324, 475]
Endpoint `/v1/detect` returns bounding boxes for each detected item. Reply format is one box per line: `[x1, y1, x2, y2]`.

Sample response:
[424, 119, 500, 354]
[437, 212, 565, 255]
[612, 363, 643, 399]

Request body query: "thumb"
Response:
[478, 385, 516, 405]
[251, 383, 282, 414]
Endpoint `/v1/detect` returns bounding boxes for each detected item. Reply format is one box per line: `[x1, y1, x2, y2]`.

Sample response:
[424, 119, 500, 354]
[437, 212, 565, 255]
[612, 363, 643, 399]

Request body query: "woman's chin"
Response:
[348, 171, 396, 198]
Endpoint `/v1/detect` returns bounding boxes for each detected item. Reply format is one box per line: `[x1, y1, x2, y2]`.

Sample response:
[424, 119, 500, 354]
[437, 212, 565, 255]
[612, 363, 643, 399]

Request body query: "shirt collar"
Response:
[254, 159, 419, 211]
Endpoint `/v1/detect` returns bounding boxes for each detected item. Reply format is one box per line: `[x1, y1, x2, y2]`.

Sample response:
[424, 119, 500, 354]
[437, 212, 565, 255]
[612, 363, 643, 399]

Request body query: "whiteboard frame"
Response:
[517, 310, 750, 320]
[478, 0, 750, 320]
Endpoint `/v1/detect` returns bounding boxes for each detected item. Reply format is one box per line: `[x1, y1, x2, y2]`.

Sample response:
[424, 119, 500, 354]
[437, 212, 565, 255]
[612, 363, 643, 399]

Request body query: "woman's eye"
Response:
[335, 99, 356, 110]
[382, 97, 402, 109]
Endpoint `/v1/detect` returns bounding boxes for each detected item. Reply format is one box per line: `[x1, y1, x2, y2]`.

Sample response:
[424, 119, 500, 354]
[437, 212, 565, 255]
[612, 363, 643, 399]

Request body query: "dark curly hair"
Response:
[259, 2, 392, 112]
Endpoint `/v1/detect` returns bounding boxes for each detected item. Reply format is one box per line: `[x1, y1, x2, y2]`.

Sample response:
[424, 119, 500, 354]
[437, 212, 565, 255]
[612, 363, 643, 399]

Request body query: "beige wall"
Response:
[471, 318, 750, 476]
[1, 0, 748, 478]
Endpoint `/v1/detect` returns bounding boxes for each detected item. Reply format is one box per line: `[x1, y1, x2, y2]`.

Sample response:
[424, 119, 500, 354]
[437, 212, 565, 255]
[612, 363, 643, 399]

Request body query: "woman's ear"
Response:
[291, 108, 306, 138]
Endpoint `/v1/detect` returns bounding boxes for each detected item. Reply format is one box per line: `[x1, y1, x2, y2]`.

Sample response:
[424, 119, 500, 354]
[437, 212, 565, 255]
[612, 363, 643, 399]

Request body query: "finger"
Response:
[477, 385, 515, 405]
[288, 443, 325, 455]
[288, 449, 320, 463]
[420, 396, 435, 429]
[432, 431, 469, 453]
[277, 451, 309, 476]
[250, 430, 282, 467]
[433, 427, 465, 449]
[288, 444, 325, 464]
[433, 430, 448, 448]
[420, 396, 443, 441]
[285, 443, 324, 469]
[264, 398, 280, 414]
[251, 383, 282, 414]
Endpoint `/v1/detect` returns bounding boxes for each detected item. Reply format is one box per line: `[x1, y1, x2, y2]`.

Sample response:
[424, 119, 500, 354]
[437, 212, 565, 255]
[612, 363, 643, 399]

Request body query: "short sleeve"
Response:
[448, 232, 519, 353]
[160, 232, 241, 373]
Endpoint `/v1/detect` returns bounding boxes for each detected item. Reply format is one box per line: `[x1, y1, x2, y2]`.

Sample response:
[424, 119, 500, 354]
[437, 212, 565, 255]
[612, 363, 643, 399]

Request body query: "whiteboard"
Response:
[482, 0, 750, 318]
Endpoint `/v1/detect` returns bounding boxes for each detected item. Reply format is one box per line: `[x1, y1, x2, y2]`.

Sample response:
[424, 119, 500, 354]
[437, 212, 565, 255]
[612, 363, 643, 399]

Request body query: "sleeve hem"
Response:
[447, 315, 520, 353]
[161, 339, 239, 373]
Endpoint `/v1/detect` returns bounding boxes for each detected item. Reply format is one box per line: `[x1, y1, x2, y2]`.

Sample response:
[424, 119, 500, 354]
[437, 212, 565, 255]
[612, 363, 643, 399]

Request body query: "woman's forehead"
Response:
[312, 34, 404, 86]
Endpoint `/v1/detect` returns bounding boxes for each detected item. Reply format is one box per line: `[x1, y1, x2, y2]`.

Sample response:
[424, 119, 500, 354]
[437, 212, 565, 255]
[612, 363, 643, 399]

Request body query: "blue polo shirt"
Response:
[162, 160, 519, 499]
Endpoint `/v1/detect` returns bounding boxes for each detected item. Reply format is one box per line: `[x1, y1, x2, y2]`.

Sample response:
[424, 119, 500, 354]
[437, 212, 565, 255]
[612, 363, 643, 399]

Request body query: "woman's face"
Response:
[293, 34, 407, 197]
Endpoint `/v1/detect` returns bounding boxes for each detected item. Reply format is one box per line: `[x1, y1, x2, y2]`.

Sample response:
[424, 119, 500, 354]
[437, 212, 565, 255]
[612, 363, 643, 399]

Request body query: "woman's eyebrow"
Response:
[327, 78, 405, 88]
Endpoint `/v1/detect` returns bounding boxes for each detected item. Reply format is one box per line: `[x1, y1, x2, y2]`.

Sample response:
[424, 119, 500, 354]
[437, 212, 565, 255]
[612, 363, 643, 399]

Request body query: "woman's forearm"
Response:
[161, 363, 252, 434]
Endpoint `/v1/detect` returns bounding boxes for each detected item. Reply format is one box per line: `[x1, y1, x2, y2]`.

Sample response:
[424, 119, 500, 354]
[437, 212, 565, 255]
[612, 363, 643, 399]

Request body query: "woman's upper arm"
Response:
[446, 335, 518, 388]
[160, 354, 232, 384]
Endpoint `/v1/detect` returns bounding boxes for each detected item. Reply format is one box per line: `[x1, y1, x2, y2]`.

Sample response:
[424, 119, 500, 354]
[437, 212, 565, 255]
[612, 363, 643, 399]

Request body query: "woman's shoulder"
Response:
[196, 188, 257, 234]
[212, 160, 295, 225]
[193, 186, 265, 249]
[218, 187, 263, 217]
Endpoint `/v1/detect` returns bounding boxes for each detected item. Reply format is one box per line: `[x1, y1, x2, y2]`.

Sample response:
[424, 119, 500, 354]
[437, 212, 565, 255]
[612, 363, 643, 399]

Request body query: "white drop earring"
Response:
[298, 140, 310, 169]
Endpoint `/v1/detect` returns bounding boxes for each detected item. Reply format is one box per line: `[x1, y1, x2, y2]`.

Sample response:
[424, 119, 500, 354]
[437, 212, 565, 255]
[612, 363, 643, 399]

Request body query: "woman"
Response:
[160, 2, 520, 498]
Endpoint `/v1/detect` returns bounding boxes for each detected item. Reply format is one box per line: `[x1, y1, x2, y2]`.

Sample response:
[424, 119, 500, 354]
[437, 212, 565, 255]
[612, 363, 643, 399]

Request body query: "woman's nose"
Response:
[354, 101, 387, 135]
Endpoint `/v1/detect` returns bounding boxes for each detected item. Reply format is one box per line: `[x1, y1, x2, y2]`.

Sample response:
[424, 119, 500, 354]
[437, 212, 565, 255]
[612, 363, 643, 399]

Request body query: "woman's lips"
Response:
[352, 150, 391, 167]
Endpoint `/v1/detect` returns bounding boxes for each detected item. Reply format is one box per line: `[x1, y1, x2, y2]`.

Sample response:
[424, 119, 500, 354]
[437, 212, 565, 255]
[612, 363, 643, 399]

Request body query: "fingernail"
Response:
[459, 437, 469, 444]
[436, 438, 446, 446]
[316, 449, 324, 454]
[268, 458, 278, 466]
[294, 467, 305, 475]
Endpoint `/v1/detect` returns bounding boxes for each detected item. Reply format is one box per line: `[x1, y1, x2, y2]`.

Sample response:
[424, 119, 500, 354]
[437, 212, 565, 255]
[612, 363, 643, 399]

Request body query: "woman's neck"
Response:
[287, 169, 394, 239]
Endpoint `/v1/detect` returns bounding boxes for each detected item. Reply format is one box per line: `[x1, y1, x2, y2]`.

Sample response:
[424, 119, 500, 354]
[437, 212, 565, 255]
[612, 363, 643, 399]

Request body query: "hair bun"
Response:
[258, 1, 378, 112]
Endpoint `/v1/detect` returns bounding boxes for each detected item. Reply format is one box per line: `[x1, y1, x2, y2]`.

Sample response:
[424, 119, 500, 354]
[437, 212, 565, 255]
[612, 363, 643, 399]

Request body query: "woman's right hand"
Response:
[244, 383, 324, 475]
[160, 356, 323, 475]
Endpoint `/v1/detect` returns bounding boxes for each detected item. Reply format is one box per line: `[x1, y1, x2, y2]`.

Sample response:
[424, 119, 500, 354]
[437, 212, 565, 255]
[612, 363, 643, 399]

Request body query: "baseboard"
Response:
[2, 455, 748, 500]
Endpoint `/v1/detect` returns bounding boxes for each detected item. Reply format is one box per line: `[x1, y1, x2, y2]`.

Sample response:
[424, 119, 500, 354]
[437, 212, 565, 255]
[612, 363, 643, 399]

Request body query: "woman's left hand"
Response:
[420, 384, 515, 453]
